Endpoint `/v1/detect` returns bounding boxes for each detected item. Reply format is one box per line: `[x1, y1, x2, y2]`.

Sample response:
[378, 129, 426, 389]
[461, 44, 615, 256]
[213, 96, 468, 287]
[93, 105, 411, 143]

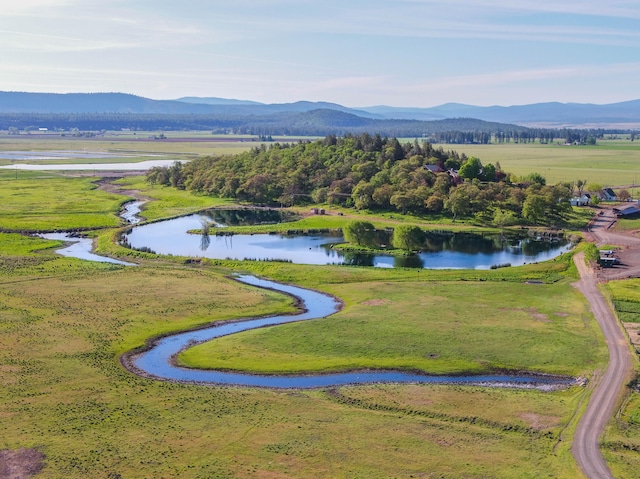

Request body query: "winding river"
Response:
[124, 274, 574, 390]
[43, 213, 576, 390]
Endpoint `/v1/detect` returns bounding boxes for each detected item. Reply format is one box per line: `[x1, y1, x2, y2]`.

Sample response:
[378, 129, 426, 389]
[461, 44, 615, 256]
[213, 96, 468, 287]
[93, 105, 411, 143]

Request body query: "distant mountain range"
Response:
[359, 101, 640, 125]
[1, 91, 639, 127]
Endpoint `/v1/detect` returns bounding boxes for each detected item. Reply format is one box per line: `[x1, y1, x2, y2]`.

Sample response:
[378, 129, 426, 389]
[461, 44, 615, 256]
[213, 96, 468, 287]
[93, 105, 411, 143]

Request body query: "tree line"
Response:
[146, 134, 575, 227]
[0, 112, 629, 141]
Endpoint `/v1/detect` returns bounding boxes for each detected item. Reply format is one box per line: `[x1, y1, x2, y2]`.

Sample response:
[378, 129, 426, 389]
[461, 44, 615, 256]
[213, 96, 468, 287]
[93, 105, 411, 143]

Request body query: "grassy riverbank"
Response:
[0, 171, 610, 478]
[179, 270, 603, 377]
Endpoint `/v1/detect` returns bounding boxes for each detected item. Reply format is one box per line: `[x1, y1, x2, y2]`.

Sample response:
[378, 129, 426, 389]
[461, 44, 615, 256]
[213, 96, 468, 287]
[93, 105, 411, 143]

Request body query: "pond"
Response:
[122, 209, 573, 269]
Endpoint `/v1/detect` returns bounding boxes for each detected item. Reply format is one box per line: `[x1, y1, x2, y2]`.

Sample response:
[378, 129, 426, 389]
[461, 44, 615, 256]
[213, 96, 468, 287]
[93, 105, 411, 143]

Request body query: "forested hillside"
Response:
[0, 111, 534, 140]
[147, 134, 574, 225]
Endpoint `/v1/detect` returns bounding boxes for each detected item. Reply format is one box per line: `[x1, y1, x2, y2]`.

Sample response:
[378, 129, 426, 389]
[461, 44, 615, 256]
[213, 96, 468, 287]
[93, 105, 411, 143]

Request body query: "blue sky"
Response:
[1, 0, 639, 107]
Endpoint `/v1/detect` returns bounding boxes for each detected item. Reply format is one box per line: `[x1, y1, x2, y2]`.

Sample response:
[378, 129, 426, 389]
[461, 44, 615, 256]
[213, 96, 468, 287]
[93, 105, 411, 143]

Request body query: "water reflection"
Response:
[123, 210, 573, 270]
[200, 232, 211, 251]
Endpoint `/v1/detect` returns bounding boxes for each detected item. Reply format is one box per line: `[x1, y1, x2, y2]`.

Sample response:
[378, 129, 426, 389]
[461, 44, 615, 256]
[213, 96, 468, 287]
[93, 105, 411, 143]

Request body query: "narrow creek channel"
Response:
[123, 274, 575, 390]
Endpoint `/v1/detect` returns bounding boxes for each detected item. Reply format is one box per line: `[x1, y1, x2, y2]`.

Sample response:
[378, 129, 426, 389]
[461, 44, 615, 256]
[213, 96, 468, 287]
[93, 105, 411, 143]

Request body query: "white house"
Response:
[570, 193, 591, 206]
[601, 188, 617, 201]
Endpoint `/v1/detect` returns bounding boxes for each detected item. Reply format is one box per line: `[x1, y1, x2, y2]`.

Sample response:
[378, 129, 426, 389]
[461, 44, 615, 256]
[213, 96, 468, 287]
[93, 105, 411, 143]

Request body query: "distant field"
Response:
[0, 132, 261, 165]
[0, 176, 125, 230]
[437, 140, 640, 187]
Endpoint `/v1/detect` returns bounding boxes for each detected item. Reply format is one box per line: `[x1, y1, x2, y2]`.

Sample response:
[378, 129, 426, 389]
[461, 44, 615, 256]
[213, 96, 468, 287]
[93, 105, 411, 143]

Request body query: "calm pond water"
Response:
[129, 275, 574, 390]
[122, 210, 573, 269]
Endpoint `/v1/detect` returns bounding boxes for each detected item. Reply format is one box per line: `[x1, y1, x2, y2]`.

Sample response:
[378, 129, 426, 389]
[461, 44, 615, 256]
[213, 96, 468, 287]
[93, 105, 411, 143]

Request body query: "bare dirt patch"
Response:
[622, 322, 640, 348]
[95, 178, 149, 201]
[501, 307, 550, 322]
[360, 299, 392, 306]
[518, 413, 559, 431]
[0, 449, 45, 479]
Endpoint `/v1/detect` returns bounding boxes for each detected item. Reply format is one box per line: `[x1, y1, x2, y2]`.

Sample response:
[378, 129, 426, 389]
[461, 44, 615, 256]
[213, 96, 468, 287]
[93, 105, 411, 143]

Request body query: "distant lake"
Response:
[123, 209, 573, 269]
[0, 159, 179, 170]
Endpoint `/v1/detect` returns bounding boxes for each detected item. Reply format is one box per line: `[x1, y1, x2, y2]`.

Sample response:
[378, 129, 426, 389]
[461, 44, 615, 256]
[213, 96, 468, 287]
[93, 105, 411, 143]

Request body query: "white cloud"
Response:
[0, 0, 77, 15]
[400, 0, 640, 19]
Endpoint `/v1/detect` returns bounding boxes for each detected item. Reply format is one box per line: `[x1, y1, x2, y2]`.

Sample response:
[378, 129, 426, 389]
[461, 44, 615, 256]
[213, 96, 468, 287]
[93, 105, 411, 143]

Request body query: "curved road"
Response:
[572, 208, 637, 479]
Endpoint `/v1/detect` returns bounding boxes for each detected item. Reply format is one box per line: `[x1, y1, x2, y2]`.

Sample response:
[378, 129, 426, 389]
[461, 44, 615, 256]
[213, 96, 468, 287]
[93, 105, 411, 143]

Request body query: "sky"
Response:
[1, 0, 640, 107]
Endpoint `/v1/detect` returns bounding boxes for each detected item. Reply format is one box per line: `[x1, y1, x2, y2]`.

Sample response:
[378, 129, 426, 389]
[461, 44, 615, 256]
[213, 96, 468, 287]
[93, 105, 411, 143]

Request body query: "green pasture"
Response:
[0, 231, 593, 478]
[0, 170, 624, 478]
[600, 277, 640, 478]
[0, 176, 125, 231]
[615, 216, 640, 232]
[602, 389, 640, 478]
[180, 278, 604, 376]
[437, 141, 640, 187]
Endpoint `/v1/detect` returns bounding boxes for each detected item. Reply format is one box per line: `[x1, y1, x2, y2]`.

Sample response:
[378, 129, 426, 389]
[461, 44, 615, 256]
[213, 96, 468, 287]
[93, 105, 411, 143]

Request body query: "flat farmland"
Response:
[0, 132, 262, 165]
[437, 140, 640, 187]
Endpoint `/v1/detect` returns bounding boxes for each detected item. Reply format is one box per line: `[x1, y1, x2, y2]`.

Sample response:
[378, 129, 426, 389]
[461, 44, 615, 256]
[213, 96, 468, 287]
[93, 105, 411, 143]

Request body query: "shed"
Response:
[613, 205, 640, 217]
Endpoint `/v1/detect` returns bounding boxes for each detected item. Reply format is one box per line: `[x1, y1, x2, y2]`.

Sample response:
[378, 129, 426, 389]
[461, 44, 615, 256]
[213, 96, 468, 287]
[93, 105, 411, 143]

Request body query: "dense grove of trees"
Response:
[147, 134, 575, 226]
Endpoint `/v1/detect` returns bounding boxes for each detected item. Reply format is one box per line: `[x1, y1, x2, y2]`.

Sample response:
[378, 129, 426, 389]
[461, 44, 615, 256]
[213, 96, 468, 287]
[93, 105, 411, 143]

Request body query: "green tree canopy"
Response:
[343, 220, 376, 247]
[458, 157, 482, 180]
[392, 224, 424, 252]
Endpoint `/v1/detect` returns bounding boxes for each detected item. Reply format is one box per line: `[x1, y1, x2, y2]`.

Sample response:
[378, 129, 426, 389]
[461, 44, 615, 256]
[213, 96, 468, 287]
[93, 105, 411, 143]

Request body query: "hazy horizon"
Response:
[2, 1, 640, 108]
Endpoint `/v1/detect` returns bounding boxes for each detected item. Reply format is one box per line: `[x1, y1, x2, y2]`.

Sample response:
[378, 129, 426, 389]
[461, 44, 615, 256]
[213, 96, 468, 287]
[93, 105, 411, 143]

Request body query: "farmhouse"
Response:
[570, 193, 591, 206]
[601, 188, 617, 201]
[425, 164, 445, 173]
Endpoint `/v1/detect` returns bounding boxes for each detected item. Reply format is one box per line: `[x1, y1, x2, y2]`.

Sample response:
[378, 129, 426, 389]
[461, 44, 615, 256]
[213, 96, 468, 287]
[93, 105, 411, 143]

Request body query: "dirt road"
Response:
[571, 207, 637, 478]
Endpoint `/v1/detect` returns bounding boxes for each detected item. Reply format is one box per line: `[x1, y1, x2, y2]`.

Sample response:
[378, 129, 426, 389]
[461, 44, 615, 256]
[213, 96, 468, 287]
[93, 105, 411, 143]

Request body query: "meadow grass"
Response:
[598, 277, 640, 477]
[437, 141, 640, 186]
[602, 388, 640, 478]
[179, 275, 605, 377]
[0, 233, 593, 478]
[0, 168, 615, 478]
[0, 176, 126, 231]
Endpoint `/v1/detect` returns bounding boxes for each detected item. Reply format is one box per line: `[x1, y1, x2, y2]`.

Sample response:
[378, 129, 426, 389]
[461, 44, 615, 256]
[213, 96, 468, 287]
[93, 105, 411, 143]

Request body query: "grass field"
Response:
[0, 232, 596, 478]
[599, 278, 640, 477]
[180, 278, 603, 376]
[437, 140, 640, 187]
[0, 176, 125, 231]
[0, 164, 629, 478]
